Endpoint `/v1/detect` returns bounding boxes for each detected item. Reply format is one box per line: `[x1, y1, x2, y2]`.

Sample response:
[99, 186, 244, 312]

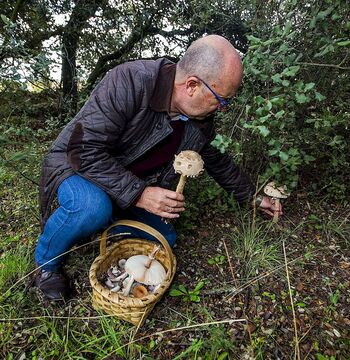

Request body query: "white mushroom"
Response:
[105, 278, 115, 289]
[118, 259, 126, 269]
[264, 181, 290, 223]
[115, 271, 128, 282]
[111, 284, 121, 292]
[122, 275, 134, 296]
[124, 246, 166, 286]
[173, 150, 204, 194]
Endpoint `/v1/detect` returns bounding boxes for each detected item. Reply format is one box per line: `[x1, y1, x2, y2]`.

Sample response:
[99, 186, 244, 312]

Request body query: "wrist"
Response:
[253, 194, 264, 208]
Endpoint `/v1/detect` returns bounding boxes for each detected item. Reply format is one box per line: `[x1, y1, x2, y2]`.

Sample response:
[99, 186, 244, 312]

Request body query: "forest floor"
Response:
[0, 119, 349, 359]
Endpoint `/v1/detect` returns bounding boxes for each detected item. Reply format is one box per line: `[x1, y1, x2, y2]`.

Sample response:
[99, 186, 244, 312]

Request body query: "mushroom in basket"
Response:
[122, 246, 166, 297]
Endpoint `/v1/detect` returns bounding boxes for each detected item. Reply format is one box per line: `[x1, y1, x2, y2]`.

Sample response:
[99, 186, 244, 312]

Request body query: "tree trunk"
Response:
[59, 0, 103, 121]
[60, 29, 79, 119]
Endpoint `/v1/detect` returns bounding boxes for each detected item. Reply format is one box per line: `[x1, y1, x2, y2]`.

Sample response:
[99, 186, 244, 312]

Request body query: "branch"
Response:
[10, 0, 26, 23]
[85, 19, 155, 90]
[295, 61, 350, 71]
[85, 26, 194, 91]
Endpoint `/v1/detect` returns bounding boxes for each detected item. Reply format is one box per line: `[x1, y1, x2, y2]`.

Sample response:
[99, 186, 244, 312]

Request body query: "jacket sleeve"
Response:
[66, 65, 147, 209]
[201, 142, 256, 204]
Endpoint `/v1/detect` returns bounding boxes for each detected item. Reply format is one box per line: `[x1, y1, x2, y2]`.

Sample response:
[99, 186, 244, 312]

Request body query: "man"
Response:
[34, 35, 278, 301]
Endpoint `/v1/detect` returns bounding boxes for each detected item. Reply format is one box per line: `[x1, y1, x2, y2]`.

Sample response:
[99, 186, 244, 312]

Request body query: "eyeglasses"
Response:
[197, 77, 232, 111]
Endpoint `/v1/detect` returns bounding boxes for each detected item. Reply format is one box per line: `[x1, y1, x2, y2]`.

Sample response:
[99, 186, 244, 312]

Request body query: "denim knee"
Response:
[57, 176, 113, 237]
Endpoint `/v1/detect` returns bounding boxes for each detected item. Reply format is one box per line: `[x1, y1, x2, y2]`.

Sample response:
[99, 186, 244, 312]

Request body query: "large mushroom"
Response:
[173, 150, 204, 194]
[122, 246, 166, 296]
[264, 181, 290, 223]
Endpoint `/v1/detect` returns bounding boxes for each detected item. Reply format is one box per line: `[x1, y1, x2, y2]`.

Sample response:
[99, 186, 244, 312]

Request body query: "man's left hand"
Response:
[258, 195, 283, 217]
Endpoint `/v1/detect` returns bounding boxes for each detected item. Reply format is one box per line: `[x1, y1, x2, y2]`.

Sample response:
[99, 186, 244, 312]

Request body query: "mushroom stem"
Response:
[176, 174, 186, 194]
[122, 275, 134, 296]
[273, 198, 280, 223]
[145, 246, 160, 269]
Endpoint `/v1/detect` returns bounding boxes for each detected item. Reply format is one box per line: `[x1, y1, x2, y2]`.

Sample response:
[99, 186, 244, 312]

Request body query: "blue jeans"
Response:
[35, 175, 177, 271]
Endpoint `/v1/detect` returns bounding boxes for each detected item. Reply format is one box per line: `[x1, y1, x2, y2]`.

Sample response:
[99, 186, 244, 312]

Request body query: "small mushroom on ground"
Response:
[173, 150, 204, 194]
[124, 246, 166, 287]
[264, 181, 290, 223]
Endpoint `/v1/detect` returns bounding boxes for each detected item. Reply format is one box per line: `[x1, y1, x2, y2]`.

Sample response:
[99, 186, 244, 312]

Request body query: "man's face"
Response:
[184, 76, 240, 120]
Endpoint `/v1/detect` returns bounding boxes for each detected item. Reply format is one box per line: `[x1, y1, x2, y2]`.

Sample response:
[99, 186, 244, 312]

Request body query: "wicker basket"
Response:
[89, 220, 176, 326]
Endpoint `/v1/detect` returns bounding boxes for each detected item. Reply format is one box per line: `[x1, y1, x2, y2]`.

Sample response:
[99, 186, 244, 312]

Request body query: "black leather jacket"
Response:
[39, 58, 255, 227]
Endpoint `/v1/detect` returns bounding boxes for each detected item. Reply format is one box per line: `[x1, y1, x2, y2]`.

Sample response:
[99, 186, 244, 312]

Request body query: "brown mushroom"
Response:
[173, 150, 204, 194]
[264, 181, 290, 223]
[132, 284, 149, 298]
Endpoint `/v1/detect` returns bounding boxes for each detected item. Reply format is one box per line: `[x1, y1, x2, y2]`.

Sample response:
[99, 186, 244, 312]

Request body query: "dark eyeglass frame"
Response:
[197, 77, 232, 110]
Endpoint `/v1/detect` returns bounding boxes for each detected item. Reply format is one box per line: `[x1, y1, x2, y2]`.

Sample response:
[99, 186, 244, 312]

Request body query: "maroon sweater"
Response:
[126, 119, 185, 178]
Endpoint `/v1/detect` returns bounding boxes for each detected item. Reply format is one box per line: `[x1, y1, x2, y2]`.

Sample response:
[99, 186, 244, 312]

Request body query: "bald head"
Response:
[176, 35, 243, 86]
[171, 35, 243, 120]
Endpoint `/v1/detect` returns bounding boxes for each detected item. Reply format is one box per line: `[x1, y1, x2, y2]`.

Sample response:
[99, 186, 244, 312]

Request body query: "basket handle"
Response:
[99, 219, 174, 270]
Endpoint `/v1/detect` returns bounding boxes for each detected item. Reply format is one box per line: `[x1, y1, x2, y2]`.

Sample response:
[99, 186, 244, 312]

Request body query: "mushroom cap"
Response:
[173, 150, 204, 177]
[132, 284, 148, 298]
[264, 181, 290, 198]
[125, 254, 166, 286]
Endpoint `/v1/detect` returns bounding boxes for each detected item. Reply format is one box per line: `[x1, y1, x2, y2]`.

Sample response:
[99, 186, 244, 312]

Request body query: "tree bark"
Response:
[60, 0, 103, 119]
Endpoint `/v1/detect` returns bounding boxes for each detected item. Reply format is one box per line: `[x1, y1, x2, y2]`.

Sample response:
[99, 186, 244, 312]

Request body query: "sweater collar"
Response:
[150, 62, 176, 113]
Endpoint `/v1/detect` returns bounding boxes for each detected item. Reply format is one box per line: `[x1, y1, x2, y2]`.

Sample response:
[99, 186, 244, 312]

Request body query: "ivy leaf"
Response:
[271, 74, 281, 83]
[304, 155, 316, 164]
[282, 65, 300, 77]
[279, 151, 289, 161]
[257, 125, 270, 137]
[268, 149, 279, 156]
[295, 93, 310, 104]
[315, 92, 326, 101]
[275, 110, 285, 119]
[304, 82, 315, 91]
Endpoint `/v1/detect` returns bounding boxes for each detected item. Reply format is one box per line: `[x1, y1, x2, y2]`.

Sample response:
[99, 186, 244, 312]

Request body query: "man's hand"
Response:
[258, 195, 283, 217]
[135, 186, 185, 219]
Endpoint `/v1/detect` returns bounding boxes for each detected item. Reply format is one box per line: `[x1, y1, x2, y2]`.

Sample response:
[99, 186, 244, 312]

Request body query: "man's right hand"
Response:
[135, 186, 185, 219]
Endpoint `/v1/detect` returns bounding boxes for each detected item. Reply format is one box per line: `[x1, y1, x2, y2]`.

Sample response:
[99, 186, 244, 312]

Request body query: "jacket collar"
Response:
[150, 62, 176, 113]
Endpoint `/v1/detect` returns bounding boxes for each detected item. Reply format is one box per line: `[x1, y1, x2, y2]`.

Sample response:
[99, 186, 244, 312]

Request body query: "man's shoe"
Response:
[34, 269, 70, 301]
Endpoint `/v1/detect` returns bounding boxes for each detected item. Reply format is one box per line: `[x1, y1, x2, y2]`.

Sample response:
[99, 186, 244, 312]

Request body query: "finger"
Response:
[260, 208, 274, 217]
[164, 206, 185, 213]
[166, 199, 185, 208]
[164, 190, 185, 201]
[158, 210, 181, 219]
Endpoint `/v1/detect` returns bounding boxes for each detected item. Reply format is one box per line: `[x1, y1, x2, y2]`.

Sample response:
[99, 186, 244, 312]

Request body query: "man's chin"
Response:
[190, 113, 212, 120]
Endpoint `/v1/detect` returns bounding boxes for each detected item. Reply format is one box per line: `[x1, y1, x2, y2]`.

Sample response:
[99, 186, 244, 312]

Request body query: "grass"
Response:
[1, 116, 350, 359]
[229, 215, 281, 280]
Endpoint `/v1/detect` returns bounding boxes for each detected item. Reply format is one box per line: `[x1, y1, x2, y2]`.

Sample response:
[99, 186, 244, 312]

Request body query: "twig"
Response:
[102, 318, 247, 360]
[225, 247, 322, 302]
[222, 239, 238, 288]
[296, 61, 350, 70]
[283, 240, 300, 360]
[0, 232, 130, 300]
[0, 313, 141, 322]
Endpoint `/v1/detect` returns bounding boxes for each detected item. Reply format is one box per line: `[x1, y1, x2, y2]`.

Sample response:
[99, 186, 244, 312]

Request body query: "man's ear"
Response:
[185, 76, 200, 96]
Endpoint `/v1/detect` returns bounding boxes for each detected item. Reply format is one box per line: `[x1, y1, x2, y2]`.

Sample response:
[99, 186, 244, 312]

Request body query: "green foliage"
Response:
[217, 0, 349, 197]
[207, 254, 225, 265]
[170, 281, 206, 302]
[210, 134, 233, 154]
[229, 217, 280, 279]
